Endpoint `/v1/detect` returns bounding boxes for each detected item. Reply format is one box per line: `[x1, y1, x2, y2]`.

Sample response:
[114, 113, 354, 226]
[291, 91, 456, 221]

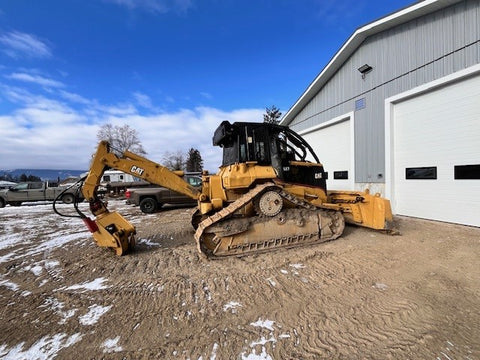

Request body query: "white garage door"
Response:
[392, 74, 480, 226]
[301, 116, 353, 191]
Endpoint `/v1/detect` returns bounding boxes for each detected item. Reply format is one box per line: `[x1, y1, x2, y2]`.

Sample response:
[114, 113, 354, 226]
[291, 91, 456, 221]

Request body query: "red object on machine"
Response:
[83, 217, 99, 233]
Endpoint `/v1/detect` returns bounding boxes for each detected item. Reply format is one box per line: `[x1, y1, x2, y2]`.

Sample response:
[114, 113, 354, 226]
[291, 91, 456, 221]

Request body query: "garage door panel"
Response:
[393, 74, 480, 227]
[302, 119, 352, 191]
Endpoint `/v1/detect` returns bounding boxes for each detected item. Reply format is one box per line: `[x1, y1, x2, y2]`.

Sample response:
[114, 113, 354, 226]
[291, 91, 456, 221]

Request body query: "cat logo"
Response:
[314, 173, 323, 179]
[130, 166, 145, 176]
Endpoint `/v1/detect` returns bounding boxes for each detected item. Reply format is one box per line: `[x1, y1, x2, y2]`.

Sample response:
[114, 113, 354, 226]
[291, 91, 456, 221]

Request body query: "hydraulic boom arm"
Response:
[83, 141, 200, 201]
[80, 141, 201, 255]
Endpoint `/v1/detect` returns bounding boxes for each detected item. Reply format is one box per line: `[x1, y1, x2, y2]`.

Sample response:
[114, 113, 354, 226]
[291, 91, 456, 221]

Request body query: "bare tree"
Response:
[185, 148, 203, 173]
[97, 124, 146, 155]
[162, 150, 185, 171]
[263, 105, 282, 124]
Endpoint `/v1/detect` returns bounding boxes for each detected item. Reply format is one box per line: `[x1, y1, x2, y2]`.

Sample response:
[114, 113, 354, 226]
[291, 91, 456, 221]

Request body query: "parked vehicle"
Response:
[125, 174, 202, 213]
[0, 181, 83, 208]
[0, 181, 17, 190]
[99, 170, 150, 196]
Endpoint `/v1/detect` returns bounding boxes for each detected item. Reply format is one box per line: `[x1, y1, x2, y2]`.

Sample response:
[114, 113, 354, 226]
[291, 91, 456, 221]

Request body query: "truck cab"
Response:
[0, 181, 82, 208]
[126, 174, 202, 213]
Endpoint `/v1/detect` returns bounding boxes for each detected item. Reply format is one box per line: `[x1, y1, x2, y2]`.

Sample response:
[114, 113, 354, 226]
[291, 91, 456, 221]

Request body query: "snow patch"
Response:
[63, 277, 110, 292]
[102, 336, 122, 353]
[223, 301, 242, 313]
[250, 319, 275, 331]
[0, 202, 91, 264]
[210, 342, 219, 359]
[0, 278, 19, 292]
[0, 333, 82, 360]
[373, 282, 388, 291]
[41, 297, 77, 324]
[138, 238, 160, 247]
[289, 263, 305, 269]
[240, 346, 273, 360]
[266, 278, 276, 287]
[29, 265, 44, 276]
[250, 336, 276, 347]
[79, 305, 112, 325]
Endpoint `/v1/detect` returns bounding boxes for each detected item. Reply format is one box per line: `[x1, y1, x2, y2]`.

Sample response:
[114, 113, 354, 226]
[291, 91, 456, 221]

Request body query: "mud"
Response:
[0, 200, 479, 359]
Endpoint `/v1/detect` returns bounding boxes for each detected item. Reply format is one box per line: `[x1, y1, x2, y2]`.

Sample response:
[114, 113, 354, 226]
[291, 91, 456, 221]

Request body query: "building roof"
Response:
[281, 0, 463, 126]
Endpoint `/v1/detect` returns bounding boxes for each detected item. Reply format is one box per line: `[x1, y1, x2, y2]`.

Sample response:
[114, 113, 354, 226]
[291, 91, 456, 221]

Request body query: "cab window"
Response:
[187, 176, 202, 187]
[13, 183, 28, 190]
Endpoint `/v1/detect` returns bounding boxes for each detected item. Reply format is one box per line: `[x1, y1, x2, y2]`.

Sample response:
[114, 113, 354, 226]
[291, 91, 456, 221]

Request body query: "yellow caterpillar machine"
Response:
[72, 121, 394, 258]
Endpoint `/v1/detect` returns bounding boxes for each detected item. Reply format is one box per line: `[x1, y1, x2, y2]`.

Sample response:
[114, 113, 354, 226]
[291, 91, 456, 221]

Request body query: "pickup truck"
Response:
[125, 175, 202, 213]
[0, 181, 83, 208]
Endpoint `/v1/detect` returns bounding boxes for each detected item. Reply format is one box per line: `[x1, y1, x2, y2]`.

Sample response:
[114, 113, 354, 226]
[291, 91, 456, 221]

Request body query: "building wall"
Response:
[289, 0, 480, 183]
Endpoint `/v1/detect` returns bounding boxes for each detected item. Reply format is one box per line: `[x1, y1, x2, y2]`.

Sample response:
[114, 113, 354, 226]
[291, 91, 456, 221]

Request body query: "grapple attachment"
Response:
[83, 211, 136, 255]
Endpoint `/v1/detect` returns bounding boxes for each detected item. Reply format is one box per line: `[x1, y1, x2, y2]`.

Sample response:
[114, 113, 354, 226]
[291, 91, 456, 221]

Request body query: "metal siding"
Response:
[290, 0, 480, 183]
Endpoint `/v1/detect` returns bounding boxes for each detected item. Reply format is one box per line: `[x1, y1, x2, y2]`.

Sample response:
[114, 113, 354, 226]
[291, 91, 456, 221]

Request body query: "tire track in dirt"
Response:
[2, 204, 479, 359]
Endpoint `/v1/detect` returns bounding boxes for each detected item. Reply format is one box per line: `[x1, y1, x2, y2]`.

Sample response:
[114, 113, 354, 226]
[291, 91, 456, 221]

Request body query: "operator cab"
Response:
[213, 121, 328, 189]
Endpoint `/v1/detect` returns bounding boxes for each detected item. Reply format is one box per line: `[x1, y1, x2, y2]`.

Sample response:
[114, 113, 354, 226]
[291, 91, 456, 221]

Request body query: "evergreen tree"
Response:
[185, 148, 203, 173]
[263, 105, 282, 124]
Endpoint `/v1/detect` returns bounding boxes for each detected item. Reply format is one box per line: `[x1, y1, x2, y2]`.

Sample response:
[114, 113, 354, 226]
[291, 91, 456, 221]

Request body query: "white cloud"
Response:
[58, 90, 92, 105]
[106, 0, 193, 14]
[132, 91, 153, 109]
[0, 86, 263, 172]
[6, 72, 65, 88]
[0, 31, 52, 59]
[200, 92, 213, 100]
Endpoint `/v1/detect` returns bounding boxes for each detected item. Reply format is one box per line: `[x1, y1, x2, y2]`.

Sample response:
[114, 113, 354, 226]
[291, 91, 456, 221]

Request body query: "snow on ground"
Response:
[0, 199, 136, 279]
[41, 297, 78, 325]
[0, 202, 91, 265]
[102, 336, 123, 353]
[0, 277, 19, 291]
[0, 333, 82, 360]
[0, 200, 137, 263]
[137, 238, 161, 247]
[250, 319, 275, 331]
[223, 301, 242, 313]
[240, 346, 274, 360]
[79, 305, 113, 326]
[289, 263, 305, 269]
[63, 277, 110, 292]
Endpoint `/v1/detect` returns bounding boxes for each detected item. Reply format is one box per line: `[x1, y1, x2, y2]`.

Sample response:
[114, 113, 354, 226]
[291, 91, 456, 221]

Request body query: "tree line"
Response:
[0, 173, 41, 182]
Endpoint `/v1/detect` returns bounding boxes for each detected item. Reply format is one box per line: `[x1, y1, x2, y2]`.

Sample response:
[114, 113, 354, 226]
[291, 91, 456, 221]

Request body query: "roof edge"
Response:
[281, 0, 462, 126]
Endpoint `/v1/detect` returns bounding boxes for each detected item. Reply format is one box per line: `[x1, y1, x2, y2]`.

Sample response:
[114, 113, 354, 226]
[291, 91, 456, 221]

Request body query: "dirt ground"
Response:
[0, 199, 479, 359]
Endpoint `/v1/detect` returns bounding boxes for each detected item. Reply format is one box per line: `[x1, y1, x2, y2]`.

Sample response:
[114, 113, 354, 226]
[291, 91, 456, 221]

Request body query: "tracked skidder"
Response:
[68, 121, 394, 258]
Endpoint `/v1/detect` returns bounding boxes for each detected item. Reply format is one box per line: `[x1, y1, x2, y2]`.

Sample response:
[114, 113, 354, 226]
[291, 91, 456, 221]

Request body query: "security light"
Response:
[358, 64, 373, 79]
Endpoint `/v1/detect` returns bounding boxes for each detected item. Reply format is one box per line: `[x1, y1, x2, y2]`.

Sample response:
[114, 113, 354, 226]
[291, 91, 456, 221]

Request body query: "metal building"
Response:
[281, 0, 480, 226]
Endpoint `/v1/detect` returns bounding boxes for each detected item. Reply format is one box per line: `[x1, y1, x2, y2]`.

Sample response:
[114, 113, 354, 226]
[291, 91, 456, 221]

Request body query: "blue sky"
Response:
[0, 0, 413, 172]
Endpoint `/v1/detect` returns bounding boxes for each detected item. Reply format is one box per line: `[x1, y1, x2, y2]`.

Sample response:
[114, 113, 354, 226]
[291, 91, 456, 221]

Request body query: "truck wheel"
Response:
[139, 198, 157, 214]
[0, 199, 5, 208]
[62, 194, 75, 204]
[9, 202, 22, 206]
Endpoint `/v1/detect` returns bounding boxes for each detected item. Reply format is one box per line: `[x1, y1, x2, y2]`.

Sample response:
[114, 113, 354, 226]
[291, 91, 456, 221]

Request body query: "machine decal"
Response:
[130, 166, 145, 176]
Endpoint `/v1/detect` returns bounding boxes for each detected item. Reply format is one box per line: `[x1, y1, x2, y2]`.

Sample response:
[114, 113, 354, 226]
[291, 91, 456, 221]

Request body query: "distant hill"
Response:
[0, 169, 87, 181]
